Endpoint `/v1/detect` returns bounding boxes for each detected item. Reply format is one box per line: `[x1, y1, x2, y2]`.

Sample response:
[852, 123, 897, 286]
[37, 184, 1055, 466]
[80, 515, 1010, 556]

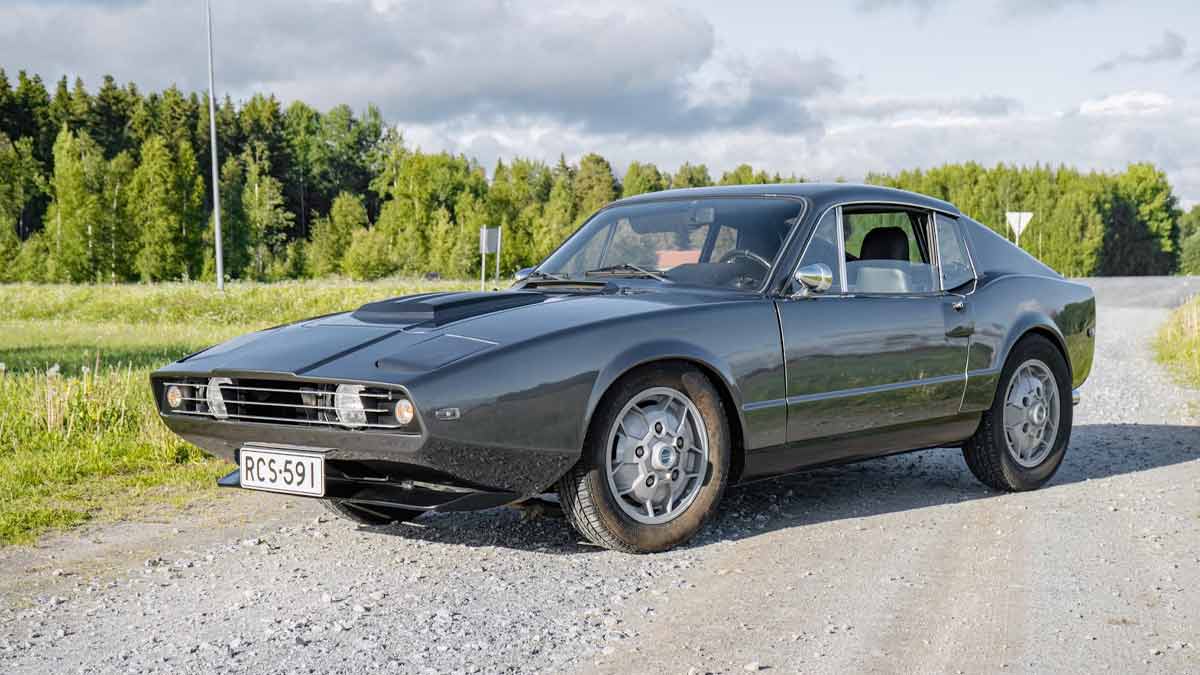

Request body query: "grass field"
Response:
[0, 279, 472, 544]
[1155, 295, 1200, 389]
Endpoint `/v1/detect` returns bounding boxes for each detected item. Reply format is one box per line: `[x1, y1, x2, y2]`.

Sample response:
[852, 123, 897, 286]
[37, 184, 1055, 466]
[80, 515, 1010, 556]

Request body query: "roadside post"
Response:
[480, 227, 501, 291]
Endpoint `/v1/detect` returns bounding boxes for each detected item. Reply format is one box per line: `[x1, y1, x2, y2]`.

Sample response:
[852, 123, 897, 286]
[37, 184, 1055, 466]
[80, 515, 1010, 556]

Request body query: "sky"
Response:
[1, 0, 1198, 207]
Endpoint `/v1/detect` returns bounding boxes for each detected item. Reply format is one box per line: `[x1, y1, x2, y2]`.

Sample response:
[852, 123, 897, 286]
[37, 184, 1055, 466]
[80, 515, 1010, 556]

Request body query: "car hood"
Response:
[165, 287, 741, 381]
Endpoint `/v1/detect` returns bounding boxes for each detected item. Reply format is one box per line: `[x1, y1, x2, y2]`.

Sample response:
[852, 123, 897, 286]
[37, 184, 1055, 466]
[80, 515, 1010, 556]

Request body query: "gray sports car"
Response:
[152, 183, 1095, 552]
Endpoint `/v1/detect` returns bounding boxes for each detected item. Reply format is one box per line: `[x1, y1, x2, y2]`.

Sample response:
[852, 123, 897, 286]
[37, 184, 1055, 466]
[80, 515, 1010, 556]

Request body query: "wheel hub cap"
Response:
[1002, 359, 1060, 468]
[604, 387, 709, 525]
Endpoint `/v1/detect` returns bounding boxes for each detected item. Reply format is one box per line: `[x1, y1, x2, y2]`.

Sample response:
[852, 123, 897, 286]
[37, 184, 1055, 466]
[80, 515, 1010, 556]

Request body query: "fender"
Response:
[581, 338, 748, 450]
[961, 309, 1070, 412]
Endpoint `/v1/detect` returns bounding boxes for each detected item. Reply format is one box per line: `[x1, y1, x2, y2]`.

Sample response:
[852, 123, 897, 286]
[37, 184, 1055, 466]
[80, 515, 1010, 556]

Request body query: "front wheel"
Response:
[963, 334, 1072, 491]
[558, 363, 731, 553]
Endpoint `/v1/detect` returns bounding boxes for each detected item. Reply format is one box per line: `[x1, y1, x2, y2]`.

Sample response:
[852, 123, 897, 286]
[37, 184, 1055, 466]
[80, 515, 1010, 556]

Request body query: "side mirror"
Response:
[514, 267, 534, 283]
[792, 263, 833, 296]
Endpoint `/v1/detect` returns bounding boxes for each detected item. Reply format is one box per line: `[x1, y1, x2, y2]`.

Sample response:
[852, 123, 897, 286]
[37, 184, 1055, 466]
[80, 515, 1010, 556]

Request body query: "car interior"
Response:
[843, 208, 936, 293]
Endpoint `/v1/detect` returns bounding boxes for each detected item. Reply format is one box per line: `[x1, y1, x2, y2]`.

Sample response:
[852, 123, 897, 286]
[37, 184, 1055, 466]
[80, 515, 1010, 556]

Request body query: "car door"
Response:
[775, 203, 971, 453]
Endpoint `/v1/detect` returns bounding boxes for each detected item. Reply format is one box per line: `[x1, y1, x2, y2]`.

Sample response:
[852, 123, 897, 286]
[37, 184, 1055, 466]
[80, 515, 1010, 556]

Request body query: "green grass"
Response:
[0, 279, 473, 544]
[1155, 295, 1200, 388]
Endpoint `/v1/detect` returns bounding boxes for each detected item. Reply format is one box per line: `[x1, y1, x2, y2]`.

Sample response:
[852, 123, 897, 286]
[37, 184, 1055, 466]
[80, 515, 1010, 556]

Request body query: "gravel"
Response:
[1, 277, 1196, 674]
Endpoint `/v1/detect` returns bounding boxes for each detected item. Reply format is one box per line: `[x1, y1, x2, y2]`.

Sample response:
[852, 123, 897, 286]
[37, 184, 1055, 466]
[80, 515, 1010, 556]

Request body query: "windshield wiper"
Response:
[584, 263, 669, 282]
[526, 270, 567, 281]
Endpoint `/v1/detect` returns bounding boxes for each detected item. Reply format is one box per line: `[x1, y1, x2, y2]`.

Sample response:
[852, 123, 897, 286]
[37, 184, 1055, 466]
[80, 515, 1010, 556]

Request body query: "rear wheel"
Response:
[321, 499, 422, 526]
[558, 363, 731, 553]
[963, 334, 1072, 491]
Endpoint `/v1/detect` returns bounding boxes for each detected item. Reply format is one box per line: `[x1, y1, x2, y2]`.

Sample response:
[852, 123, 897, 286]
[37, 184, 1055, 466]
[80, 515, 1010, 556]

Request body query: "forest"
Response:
[1, 70, 1197, 283]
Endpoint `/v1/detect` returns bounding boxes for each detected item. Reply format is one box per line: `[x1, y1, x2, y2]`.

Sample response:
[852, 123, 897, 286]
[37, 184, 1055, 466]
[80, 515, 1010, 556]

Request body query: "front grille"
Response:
[159, 377, 413, 430]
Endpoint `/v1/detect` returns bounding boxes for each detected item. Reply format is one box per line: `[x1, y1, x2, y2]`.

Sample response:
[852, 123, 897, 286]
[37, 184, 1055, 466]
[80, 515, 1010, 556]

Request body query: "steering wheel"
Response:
[718, 249, 771, 270]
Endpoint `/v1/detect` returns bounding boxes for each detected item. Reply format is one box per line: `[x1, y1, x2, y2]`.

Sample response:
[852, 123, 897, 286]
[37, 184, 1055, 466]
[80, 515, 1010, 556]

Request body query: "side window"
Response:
[794, 209, 843, 292]
[934, 213, 975, 290]
[843, 208, 935, 294]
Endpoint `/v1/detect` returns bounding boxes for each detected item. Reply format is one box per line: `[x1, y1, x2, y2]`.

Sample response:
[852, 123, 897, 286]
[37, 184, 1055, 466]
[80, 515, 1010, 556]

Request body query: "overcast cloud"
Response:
[1, 0, 1197, 205]
[1094, 30, 1187, 72]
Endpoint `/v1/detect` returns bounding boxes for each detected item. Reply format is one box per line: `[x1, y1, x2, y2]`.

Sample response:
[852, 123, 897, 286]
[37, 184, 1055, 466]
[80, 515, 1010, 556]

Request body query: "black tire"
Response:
[963, 334, 1072, 491]
[558, 363, 731, 553]
[321, 499, 422, 526]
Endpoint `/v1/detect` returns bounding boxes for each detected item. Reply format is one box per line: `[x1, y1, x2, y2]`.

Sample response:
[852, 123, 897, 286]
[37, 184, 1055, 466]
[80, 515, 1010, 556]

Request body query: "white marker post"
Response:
[480, 227, 500, 291]
[1005, 211, 1033, 246]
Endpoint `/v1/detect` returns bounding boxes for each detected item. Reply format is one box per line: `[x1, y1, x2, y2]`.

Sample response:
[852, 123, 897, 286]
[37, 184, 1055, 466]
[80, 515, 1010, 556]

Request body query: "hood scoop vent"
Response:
[352, 291, 547, 326]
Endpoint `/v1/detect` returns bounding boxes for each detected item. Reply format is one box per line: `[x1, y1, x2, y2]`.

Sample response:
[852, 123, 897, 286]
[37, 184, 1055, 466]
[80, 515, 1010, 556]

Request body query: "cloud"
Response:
[815, 95, 1022, 121]
[1078, 91, 1172, 117]
[856, 0, 1106, 17]
[1093, 30, 1186, 72]
[0, 0, 843, 137]
[998, 0, 1105, 15]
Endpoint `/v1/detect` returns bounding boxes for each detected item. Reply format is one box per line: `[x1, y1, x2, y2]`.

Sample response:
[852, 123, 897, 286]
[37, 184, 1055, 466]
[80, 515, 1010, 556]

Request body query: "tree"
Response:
[130, 135, 205, 281]
[45, 127, 106, 282]
[91, 75, 134, 158]
[1179, 205, 1200, 276]
[532, 160, 577, 260]
[342, 226, 395, 280]
[241, 143, 294, 279]
[202, 155, 250, 280]
[99, 151, 138, 282]
[719, 163, 772, 185]
[575, 153, 617, 218]
[671, 162, 712, 189]
[1115, 162, 1180, 274]
[0, 133, 43, 241]
[622, 161, 667, 197]
[307, 191, 367, 276]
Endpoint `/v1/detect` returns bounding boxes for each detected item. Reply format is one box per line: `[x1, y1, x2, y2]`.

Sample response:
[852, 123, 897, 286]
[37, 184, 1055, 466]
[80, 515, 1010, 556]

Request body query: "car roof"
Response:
[609, 182, 961, 216]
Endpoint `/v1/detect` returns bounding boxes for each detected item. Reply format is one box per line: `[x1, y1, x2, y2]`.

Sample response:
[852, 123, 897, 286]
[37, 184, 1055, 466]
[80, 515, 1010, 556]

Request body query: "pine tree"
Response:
[130, 135, 204, 281]
[575, 153, 617, 218]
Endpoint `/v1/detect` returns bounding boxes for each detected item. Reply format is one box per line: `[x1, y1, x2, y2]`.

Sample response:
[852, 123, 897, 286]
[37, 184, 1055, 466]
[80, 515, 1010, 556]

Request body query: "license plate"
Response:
[240, 446, 325, 497]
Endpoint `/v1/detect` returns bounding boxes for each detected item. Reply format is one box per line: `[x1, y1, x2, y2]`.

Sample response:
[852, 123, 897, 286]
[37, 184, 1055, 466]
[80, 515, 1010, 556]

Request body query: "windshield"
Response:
[538, 198, 803, 291]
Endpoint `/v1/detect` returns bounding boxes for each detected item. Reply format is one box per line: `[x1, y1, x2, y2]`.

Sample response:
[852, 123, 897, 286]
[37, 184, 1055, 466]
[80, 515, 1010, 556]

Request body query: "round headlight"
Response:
[207, 377, 231, 419]
[393, 398, 415, 426]
[335, 384, 367, 428]
[165, 385, 184, 409]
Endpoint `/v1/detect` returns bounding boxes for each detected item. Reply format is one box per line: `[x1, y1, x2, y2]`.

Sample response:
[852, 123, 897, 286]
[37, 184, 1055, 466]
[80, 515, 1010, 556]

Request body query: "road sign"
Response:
[480, 227, 500, 254]
[1006, 211, 1033, 244]
[480, 227, 502, 291]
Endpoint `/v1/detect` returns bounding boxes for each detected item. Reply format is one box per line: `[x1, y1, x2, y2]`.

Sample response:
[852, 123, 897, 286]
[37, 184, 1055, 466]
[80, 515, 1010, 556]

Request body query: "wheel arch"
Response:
[583, 344, 749, 484]
[1001, 315, 1073, 383]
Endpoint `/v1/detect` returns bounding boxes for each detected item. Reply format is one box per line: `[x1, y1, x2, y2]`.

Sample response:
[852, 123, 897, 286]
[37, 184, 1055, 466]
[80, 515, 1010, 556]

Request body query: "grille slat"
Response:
[161, 378, 412, 431]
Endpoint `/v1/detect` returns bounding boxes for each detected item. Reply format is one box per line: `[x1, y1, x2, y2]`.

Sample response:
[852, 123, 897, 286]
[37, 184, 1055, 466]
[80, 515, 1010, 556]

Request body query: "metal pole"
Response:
[480, 250, 485, 292]
[494, 228, 501, 287]
[205, 0, 224, 290]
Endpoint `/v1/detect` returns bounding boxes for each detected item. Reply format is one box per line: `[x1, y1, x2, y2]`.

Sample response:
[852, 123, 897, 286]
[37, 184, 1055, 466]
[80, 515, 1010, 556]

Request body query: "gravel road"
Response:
[2, 277, 1197, 675]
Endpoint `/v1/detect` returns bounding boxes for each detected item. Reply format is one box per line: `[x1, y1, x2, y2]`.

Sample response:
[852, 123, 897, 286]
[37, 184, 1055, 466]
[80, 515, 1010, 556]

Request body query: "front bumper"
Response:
[160, 413, 577, 497]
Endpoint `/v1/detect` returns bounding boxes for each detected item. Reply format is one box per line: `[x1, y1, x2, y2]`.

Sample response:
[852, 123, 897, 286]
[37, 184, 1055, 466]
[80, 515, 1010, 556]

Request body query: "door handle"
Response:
[952, 300, 966, 312]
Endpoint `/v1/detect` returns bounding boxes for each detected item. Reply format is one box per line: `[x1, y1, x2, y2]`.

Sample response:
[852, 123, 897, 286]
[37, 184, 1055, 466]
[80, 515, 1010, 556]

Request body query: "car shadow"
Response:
[364, 423, 1199, 554]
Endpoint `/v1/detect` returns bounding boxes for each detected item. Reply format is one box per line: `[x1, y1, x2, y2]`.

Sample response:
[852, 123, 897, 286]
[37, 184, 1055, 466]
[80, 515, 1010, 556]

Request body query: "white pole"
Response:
[494, 227, 501, 287]
[480, 249, 485, 292]
[205, 0, 224, 290]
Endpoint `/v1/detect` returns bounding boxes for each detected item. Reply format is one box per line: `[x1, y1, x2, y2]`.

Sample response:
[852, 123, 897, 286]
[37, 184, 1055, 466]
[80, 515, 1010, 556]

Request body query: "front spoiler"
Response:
[161, 413, 578, 496]
[218, 469, 519, 512]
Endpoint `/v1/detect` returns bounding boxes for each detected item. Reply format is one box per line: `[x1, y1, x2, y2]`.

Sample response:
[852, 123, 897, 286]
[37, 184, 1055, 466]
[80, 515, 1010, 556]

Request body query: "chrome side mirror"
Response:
[514, 267, 534, 283]
[792, 263, 833, 297]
